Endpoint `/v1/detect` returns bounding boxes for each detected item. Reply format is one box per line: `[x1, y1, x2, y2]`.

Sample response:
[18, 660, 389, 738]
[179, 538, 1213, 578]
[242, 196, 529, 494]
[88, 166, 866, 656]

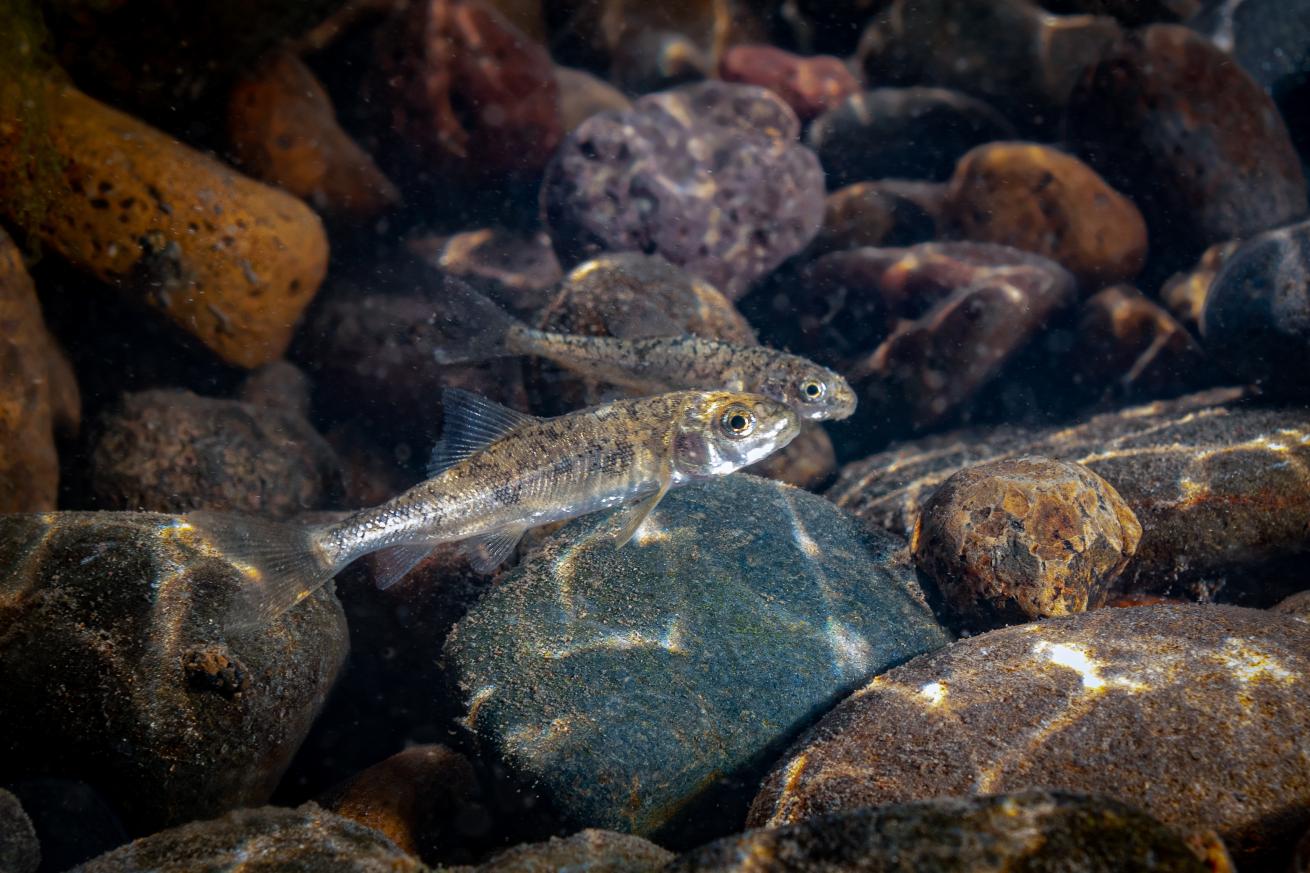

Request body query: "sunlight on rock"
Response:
[825, 617, 873, 677]
[1215, 637, 1297, 684]
[1034, 641, 1106, 690]
[918, 681, 947, 707]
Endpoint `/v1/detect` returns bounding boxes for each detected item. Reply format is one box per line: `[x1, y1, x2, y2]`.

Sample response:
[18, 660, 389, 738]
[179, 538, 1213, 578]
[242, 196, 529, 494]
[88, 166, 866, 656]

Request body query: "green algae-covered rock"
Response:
[0, 512, 347, 834]
[445, 475, 949, 845]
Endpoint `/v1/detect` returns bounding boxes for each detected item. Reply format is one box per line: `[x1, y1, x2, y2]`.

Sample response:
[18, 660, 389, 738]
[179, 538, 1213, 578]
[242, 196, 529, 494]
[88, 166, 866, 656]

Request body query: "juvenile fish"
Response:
[434, 280, 857, 421]
[196, 388, 800, 629]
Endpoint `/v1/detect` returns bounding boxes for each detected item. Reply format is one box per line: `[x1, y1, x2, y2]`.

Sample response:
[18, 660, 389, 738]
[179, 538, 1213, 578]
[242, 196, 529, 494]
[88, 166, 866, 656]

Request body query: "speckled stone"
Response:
[749, 604, 1310, 867]
[0, 789, 39, 873]
[674, 791, 1225, 872]
[469, 829, 675, 873]
[1066, 25, 1306, 266]
[718, 45, 860, 122]
[808, 88, 1015, 186]
[445, 475, 949, 844]
[943, 142, 1148, 288]
[1202, 219, 1310, 396]
[1273, 590, 1310, 620]
[912, 457, 1142, 630]
[89, 389, 341, 519]
[827, 389, 1310, 598]
[72, 804, 423, 872]
[0, 512, 348, 833]
[542, 81, 825, 300]
[1161, 241, 1242, 336]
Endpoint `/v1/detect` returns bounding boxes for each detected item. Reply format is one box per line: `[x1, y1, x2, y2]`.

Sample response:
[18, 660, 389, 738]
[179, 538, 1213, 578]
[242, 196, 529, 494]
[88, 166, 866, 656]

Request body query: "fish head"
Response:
[763, 358, 859, 421]
[671, 392, 801, 479]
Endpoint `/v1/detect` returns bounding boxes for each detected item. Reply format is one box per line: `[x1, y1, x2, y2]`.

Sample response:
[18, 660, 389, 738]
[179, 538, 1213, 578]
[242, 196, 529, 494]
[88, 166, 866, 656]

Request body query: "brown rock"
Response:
[227, 51, 399, 221]
[555, 66, 632, 133]
[472, 829, 674, 872]
[90, 389, 341, 519]
[718, 45, 860, 121]
[749, 604, 1310, 868]
[322, 745, 478, 858]
[1272, 590, 1310, 621]
[407, 228, 562, 320]
[0, 79, 329, 368]
[811, 181, 941, 254]
[1039, 0, 1200, 25]
[1067, 284, 1208, 403]
[744, 422, 836, 490]
[1066, 25, 1307, 265]
[0, 227, 80, 512]
[944, 142, 1148, 288]
[1160, 241, 1242, 336]
[912, 456, 1141, 629]
[237, 360, 314, 419]
[827, 388, 1310, 598]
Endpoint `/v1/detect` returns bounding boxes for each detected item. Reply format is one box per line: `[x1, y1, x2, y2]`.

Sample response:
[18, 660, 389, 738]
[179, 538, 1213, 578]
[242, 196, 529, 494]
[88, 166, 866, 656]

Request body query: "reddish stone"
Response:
[718, 44, 860, 121]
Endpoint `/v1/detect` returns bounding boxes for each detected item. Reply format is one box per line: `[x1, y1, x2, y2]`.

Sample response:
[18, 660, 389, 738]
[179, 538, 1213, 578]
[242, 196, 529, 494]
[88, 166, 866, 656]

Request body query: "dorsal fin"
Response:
[428, 388, 536, 477]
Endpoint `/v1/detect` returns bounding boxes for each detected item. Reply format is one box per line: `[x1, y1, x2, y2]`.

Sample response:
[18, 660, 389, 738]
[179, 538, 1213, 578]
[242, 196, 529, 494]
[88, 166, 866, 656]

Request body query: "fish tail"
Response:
[432, 278, 521, 364]
[186, 511, 341, 632]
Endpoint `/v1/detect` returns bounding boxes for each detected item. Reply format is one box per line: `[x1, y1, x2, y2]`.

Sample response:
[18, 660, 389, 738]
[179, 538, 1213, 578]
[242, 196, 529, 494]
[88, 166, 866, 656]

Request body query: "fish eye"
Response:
[800, 380, 826, 402]
[720, 406, 756, 438]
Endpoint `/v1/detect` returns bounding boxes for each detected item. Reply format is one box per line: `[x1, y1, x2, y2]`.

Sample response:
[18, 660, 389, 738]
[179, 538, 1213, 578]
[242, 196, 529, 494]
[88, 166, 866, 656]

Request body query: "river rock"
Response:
[1043, 0, 1200, 24]
[1201, 218, 1310, 396]
[675, 791, 1225, 872]
[718, 45, 860, 122]
[227, 51, 399, 222]
[445, 475, 949, 845]
[912, 456, 1142, 631]
[1274, 590, 1310, 620]
[749, 604, 1310, 867]
[943, 142, 1148, 288]
[89, 389, 341, 519]
[0, 789, 39, 873]
[470, 829, 675, 873]
[3, 780, 128, 873]
[1065, 25, 1307, 270]
[0, 79, 329, 369]
[72, 804, 423, 873]
[237, 361, 314, 420]
[828, 388, 1310, 598]
[1160, 241, 1242, 335]
[811, 181, 942, 254]
[407, 228, 563, 321]
[856, 0, 1121, 131]
[542, 81, 825, 300]
[808, 88, 1015, 187]
[0, 227, 80, 512]
[556, 66, 632, 133]
[0, 512, 348, 833]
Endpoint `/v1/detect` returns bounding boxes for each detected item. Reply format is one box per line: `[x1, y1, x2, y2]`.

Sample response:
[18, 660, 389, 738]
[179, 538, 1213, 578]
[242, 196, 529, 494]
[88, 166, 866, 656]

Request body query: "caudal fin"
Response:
[432, 278, 520, 364]
[186, 511, 340, 632]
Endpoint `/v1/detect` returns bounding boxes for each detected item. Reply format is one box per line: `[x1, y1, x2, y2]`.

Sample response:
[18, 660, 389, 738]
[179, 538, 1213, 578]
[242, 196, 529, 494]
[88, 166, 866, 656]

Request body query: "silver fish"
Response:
[195, 388, 800, 629]
[433, 280, 857, 421]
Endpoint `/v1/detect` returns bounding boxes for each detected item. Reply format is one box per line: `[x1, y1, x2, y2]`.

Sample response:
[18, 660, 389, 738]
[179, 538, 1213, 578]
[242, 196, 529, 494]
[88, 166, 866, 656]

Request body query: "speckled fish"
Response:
[433, 280, 857, 421]
[196, 388, 800, 629]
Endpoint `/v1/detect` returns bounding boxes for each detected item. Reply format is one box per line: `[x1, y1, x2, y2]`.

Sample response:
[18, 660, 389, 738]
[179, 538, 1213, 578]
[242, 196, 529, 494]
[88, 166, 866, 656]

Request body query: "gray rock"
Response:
[446, 475, 949, 845]
[472, 829, 674, 873]
[0, 789, 39, 873]
[72, 803, 424, 872]
[750, 604, 1310, 868]
[0, 512, 348, 833]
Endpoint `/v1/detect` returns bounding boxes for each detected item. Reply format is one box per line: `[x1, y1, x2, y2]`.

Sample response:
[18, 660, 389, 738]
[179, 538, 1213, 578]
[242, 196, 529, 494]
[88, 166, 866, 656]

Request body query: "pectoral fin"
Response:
[612, 476, 671, 549]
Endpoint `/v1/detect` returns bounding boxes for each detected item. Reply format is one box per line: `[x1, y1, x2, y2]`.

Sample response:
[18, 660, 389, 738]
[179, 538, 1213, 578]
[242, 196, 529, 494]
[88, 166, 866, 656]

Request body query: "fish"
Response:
[195, 387, 801, 630]
[432, 279, 857, 421]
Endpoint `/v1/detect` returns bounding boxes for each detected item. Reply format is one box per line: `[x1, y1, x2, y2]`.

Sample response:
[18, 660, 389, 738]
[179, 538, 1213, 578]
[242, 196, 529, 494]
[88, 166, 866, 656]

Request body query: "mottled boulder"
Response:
[0, 80, 329, 369]
[1066, 25, 1307, 268]
[407, 229, 562, 321]
[1202, 219, 1310, 396]
[227, 51, 399, 221]
[912, 456, 1142, 630]
[1067, 284, 1208, 403]
[856, 0, 1121, 130]
[321, 745, 479, 860]
[808, 88, 1015, 187]
[556, 66, 632, 134]
[543, 81, 825, 300]
[718, 45, 860, 122]
[943, 142, 1148, 288]
[469, 829, 674, 873]
[0, 227, 80, 512]
[827, 389, 1310, 597]
[811, 181, 941, 254]
[0, 512, 348, 833]
[90, 389, 341, 519]
[675, 791, 1225, 872]
[1161, 241, 1241, 335]
[72, 804, 423, 872]
[446, 475, 949, 844]
[0, 789, 39, 873]
[749, 604, 1310, 867]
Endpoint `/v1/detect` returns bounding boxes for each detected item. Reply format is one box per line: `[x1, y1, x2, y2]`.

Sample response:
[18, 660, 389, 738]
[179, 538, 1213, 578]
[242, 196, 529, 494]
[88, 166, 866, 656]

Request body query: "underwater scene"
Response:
[1, 0, 1309, 870]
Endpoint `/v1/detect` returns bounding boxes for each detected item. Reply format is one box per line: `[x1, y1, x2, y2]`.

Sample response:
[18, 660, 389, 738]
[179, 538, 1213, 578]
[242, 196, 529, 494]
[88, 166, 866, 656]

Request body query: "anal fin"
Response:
[460, 526, 527, 574]
[372, 543, 435, 591]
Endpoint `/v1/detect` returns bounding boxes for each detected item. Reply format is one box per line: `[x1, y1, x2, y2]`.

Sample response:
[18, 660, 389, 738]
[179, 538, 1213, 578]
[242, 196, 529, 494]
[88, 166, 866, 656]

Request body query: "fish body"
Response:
[199, 388, 800, 629]
[436, 279, 857, 420]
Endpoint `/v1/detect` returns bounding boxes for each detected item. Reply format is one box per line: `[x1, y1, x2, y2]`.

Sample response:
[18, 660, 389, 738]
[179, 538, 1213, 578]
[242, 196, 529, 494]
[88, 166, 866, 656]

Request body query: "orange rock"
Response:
[0, 79, 329, 368]
[0, 227, 80, 512]
[945, 141, 1148, 289]
[228, 52, 399, 221]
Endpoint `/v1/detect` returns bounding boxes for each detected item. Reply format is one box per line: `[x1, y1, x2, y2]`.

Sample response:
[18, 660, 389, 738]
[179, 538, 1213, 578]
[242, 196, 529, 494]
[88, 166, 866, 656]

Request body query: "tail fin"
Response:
[186, 511, 340, 633]
[432, 278, 521, 365]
